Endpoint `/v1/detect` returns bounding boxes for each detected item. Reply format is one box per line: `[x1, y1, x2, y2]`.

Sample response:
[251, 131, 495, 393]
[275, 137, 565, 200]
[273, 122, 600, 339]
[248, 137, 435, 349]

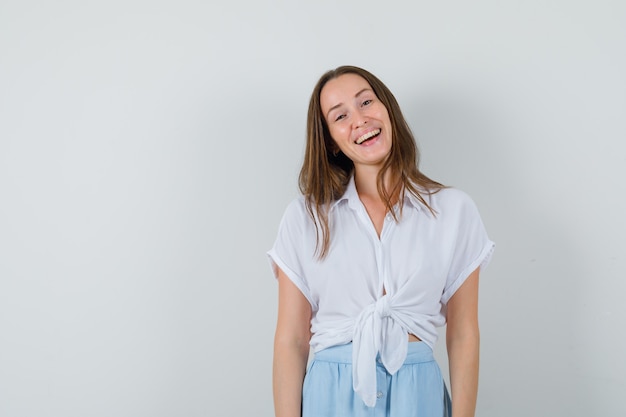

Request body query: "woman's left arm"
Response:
[446, 267, 480, 417]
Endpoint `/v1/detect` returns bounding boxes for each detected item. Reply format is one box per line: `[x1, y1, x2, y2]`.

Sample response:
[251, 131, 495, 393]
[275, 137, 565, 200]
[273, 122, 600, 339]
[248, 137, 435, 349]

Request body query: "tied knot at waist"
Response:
[352, 295, 409, 407]
[374, 296, 391, 318]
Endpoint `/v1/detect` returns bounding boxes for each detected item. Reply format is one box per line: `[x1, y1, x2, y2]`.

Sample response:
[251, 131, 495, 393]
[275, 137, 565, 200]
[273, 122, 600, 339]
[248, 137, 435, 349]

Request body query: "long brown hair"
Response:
[299, 65, 444, 258]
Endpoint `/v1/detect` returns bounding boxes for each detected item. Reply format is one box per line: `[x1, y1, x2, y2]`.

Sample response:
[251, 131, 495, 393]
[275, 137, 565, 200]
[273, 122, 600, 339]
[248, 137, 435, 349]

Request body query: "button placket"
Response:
[374, 360, 387, 409]
[380, 215, 394, 297]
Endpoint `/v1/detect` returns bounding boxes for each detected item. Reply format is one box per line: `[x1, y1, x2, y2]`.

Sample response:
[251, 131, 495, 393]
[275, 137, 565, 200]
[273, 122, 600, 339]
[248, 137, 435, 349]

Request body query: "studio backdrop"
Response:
[1, 1, 625, 416]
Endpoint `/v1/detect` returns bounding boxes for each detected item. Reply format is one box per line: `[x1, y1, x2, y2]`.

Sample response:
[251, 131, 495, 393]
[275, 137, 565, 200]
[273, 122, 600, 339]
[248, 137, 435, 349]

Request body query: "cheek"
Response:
[328, 125, 346, 142]
[380, 108, 391, 125]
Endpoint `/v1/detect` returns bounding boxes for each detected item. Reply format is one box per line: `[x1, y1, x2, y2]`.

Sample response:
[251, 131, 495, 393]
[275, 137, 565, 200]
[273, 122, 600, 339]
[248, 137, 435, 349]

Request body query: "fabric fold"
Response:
[352, 295, 408, 407]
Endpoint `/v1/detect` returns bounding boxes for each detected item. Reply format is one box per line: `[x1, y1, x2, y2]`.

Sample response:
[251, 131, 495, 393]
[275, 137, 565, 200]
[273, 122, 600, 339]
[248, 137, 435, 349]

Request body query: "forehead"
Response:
[320, 73, 373, 112]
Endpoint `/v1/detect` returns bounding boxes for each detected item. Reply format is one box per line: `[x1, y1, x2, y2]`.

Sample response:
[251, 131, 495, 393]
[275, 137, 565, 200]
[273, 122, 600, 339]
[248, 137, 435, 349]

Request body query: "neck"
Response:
[354, 165, 397, 202]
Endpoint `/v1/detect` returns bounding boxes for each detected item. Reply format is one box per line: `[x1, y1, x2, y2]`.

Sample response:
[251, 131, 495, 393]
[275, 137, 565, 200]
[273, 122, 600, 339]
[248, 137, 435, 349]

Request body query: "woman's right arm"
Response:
[273, 267, 312, 417]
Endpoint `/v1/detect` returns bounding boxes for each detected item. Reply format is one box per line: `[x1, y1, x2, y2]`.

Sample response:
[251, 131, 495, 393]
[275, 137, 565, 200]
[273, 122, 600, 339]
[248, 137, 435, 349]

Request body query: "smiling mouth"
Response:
[355, 129, 381, 144]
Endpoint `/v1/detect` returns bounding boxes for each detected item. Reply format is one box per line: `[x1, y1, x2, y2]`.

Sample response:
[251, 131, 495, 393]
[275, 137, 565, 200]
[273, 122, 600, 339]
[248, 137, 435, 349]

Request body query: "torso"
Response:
[360, 194, 422, 344]
[409, 334, 421, 342]
[270, 180, 492, 353]
[358, 194, 387, 238]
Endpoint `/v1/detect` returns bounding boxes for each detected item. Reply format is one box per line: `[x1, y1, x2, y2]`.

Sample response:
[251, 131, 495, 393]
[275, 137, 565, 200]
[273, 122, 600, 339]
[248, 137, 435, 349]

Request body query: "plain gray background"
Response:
[1, 1, 625, 416]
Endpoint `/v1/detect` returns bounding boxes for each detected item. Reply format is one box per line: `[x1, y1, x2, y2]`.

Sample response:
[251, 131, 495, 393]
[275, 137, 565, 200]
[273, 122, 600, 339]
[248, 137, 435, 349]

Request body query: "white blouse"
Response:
[268, 177, 494, 407]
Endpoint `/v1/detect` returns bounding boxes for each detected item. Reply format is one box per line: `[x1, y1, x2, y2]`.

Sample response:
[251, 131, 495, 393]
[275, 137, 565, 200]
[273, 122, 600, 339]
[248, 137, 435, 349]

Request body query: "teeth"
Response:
[356, 129, 381, 144]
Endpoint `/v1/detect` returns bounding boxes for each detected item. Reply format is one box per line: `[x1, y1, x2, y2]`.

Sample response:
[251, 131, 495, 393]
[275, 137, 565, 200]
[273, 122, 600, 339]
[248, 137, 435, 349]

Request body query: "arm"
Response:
[273, 267, 312, 417]
[446, 267, 480, 417]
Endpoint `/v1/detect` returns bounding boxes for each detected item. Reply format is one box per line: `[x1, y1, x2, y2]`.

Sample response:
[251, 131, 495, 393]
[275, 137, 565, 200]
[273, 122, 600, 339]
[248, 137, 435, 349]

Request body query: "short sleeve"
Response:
[441, 192, 495, 304]
[267, 199, 316, 308]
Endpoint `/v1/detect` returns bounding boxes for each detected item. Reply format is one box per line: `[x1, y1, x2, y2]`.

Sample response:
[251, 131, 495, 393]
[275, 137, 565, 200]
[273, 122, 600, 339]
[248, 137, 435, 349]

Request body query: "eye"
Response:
[334, 114, 346, 122]
[362, 99, 373, 106]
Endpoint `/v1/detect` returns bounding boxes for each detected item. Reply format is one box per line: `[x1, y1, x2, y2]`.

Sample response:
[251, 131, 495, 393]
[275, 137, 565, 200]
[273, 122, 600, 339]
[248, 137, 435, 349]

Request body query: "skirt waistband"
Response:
[313, 342, 434, 365]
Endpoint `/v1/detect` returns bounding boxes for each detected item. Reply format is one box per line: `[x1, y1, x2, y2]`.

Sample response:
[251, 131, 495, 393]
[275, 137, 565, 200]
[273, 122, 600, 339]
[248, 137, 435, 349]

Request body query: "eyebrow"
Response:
[325, 88, 373, 119]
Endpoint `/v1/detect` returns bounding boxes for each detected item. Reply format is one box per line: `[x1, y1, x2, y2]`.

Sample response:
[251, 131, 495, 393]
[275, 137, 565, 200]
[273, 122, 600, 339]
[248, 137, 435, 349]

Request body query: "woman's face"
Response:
[320, 73, 392, 172]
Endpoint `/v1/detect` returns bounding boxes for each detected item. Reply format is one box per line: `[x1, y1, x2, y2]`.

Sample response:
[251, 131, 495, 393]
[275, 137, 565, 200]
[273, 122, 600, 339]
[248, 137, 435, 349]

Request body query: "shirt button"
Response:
[377, 358, 382, 364]
[376, 391, 383, 399]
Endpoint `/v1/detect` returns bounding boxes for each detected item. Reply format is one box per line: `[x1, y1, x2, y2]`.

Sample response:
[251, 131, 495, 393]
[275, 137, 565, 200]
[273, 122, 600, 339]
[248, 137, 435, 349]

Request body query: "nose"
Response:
[353, 111, 368, 128]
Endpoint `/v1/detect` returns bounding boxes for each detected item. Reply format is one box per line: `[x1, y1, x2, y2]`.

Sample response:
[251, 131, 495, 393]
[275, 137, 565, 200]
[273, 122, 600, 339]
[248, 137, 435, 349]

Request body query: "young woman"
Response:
[268, 66, 494, 417]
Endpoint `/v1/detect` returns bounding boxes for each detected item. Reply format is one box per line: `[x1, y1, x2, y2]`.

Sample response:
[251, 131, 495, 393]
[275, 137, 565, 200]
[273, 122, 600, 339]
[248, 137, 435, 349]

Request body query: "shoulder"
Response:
[278, 196, 314, 231]
[424, 187, 478, 214]
[281, 196, 308, 219]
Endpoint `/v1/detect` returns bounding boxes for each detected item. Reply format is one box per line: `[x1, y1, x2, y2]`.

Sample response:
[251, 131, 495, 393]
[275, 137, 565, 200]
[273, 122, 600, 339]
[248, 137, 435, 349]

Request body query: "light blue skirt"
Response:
[302, 342, 451, 417]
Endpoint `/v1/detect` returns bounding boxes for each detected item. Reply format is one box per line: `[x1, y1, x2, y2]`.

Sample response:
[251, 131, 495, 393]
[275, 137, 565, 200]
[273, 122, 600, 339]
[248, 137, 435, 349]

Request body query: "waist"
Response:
[313, 341, 434, 365]
[408, 333, 421, 342]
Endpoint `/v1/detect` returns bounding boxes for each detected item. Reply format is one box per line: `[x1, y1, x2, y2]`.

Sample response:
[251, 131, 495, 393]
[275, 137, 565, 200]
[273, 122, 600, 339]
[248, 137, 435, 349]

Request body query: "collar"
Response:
[403, 188, 427, 212]
[330, 175, 425, 213]
[330, 175, 361, 212]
